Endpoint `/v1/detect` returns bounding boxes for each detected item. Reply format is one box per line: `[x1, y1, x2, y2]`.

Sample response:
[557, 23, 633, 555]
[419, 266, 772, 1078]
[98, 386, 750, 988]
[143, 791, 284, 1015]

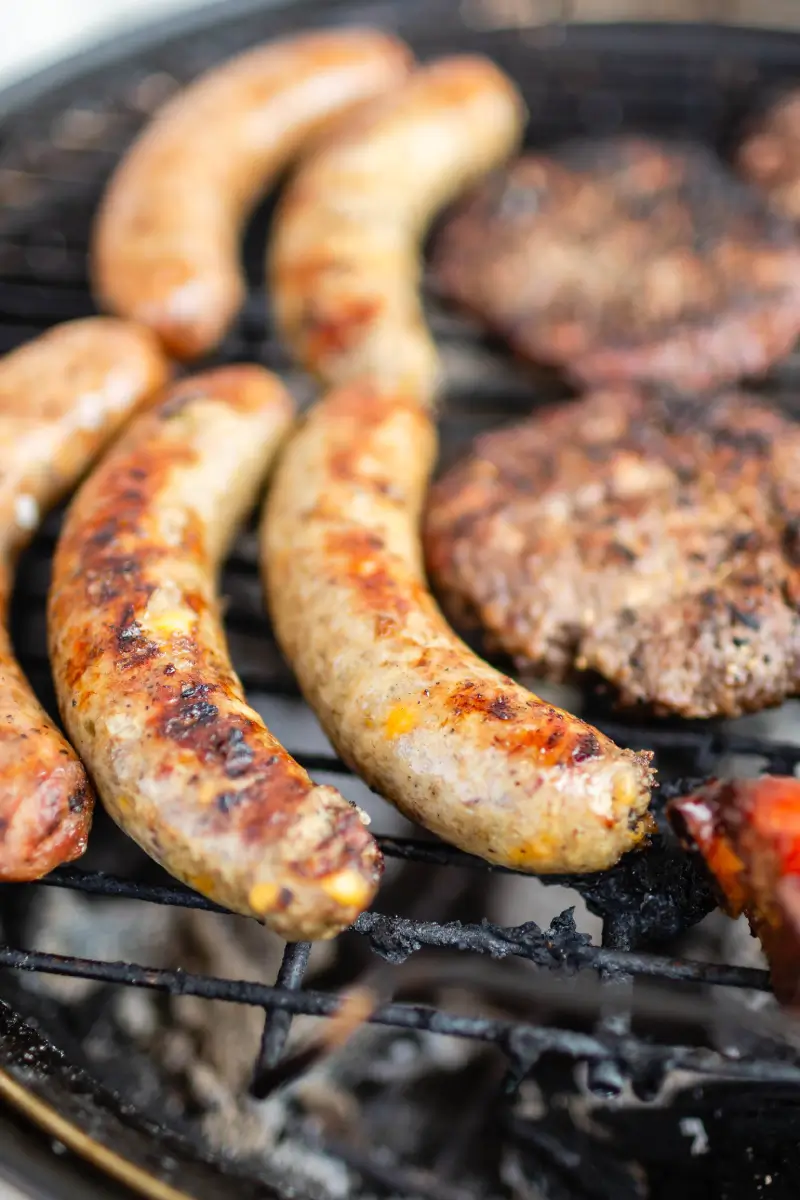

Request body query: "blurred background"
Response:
[0, 0, 217, 89]
[3, 1, 792, 92]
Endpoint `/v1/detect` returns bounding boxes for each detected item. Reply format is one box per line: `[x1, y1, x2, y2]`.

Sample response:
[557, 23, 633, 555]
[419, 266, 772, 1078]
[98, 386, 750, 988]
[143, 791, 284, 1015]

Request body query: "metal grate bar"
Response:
[16, 865, 770, 989]
[0, 942, 795, 1086]
[586, 918, 635, 1097]
[251, 940, 312, 1099]
[38, 865, 229, 911]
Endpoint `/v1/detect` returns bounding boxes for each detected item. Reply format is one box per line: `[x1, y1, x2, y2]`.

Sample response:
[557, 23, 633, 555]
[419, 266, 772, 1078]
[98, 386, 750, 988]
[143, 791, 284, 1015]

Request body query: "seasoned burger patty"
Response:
[431, 137, 800, 390]
[424, 389, 800, 719]
[738, 90, 800, 224]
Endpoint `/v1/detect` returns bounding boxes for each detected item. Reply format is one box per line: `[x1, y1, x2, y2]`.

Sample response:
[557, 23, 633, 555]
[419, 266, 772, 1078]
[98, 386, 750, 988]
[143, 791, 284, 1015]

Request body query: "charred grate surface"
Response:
[5, 3, 800, 1195]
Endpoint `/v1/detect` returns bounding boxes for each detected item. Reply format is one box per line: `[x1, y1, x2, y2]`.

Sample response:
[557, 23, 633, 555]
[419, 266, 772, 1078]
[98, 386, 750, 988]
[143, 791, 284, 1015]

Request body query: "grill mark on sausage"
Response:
[115, 603, 161, 670]
[324, 528, 419, 619]
[783, 517, 800, 566]
[67, 782, 90, 813]
[53, 436, 199, 684]
[163, 698, 220, 738]
[52, 366, 383, 932]
[730, 605, 762, 631]
[489, 707, 600, 767]
[326, 387, 424, 485]
[447, 682, 518, 721]
[300, 295, 384, 359]
[572, 732, 602, 763]
[198, 764, 315, 848]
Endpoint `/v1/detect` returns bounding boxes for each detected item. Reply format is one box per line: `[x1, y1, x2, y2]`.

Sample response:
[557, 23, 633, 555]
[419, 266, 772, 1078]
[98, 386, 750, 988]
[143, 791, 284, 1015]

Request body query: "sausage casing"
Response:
[264, 385, 654, 874]
[266, 60, 652, 868]
[265, 56, 655, 872]
[92, 29, 413, 360]
[270, 56, 525, 401]
[0, 317, 170, 880]
[49, 367, 382, 938]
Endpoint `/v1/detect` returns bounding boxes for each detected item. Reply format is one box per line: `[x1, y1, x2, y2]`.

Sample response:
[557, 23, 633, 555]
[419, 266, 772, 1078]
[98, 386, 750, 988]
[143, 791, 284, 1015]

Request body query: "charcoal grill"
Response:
[5, 1, 800, 1197]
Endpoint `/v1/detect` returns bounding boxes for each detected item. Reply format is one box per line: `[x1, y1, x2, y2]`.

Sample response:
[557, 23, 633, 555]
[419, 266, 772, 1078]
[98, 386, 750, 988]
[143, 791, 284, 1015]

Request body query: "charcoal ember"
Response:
[545, 837, 715, 950]
[596, 1079, 800, 1199]
[353, 911, 430, 963]
[542, 909, 594, 965]
[354, 908, 592, 971]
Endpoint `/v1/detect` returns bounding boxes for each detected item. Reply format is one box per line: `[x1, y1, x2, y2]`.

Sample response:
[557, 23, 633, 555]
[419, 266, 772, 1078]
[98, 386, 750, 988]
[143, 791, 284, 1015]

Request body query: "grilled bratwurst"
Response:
[264, 61, 655, 874]
[265, 385, 654, 874]
[270, 55, 523, 401]
[425, 388, 800, 719]
[49, 368, 382, 938]
[93, 29, 413, 359]
[433, 138, 800, 390]
[0, 318, 169, 880]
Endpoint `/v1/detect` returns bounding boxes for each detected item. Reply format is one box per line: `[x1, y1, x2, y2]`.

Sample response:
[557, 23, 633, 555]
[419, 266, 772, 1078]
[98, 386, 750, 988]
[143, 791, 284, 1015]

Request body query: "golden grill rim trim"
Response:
[0, 1065, 196, 1200]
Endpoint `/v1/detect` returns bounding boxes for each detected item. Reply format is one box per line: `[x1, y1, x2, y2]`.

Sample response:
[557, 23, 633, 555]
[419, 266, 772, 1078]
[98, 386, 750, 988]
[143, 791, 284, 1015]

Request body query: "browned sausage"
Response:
[92, 29, 413, 360]
[0, 318, 170, 880]
[270, 56, 526, 401]
[263, 60, 655, 872]
[264, 384, 654, 875]
[48, 367, 382, 938]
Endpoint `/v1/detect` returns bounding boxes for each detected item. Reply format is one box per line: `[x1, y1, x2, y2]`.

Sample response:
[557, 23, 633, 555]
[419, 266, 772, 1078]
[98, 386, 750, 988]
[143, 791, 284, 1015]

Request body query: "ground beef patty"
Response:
[738, 90, 800, 224]
[424, 389, 800, 718]
[431, 137, 800, 391]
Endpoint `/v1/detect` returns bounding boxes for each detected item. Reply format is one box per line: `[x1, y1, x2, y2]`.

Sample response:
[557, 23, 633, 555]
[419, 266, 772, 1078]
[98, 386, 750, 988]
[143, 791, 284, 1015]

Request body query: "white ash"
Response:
[121, 903, 488, 1194]
[21, 888, 174, 1004]
[116, 908, 333, 1100]
[679, 1116, 709, 1157]
[679, 909, 775, 1014]
[719, 912, 769, 971]
[115, 988, 160, 1041]
[268, 1140, 352, 1200]
[162, 909, 287, 1096]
